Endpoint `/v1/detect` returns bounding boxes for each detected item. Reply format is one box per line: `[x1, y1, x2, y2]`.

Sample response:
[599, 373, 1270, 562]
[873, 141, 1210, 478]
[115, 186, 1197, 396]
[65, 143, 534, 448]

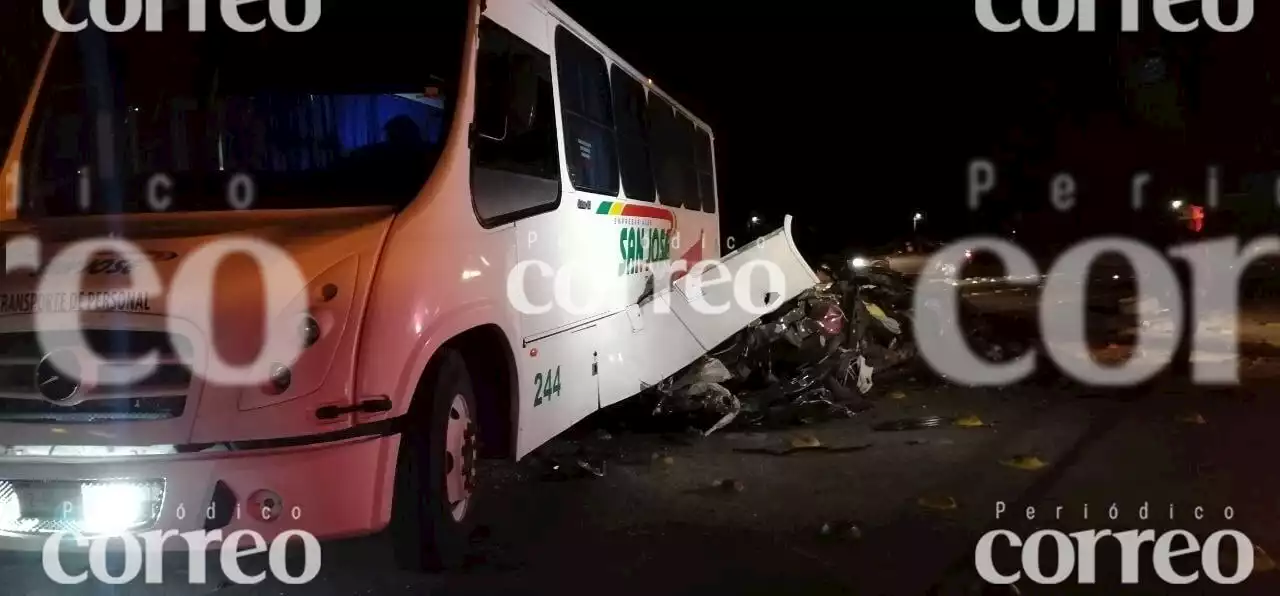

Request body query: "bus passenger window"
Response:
[672, 113, 700, 211]
[647, 96, 684, 208]
[693, 128, 717, 213]
[472, 18, 561, 227]
[609, 66, 655, 202]
[554, 27, 620, 197]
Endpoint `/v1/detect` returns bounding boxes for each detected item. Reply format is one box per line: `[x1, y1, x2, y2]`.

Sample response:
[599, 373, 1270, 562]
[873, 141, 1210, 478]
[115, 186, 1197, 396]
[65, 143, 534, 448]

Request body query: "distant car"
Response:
[847, 239, 968, 277]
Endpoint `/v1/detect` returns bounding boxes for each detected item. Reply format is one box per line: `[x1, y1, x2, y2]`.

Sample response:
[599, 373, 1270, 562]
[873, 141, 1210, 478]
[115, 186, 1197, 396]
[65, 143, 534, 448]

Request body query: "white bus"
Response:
[0, 0, 815, 568]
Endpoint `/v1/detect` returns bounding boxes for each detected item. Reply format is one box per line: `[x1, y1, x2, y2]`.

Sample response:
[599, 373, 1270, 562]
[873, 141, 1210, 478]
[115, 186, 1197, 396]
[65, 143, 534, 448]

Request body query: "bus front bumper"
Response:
[0, 435, 400, 551]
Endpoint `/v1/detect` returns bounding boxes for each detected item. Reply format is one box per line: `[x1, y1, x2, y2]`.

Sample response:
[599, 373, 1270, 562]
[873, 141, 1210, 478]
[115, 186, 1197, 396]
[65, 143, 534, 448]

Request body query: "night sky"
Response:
[556, 0, 1278, 255]
[5, 1, 1278, 256]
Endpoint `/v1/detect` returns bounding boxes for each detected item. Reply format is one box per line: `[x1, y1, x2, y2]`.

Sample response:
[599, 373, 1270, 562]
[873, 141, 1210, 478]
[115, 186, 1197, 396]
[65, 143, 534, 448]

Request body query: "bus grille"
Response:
[0, 330, 192, 423]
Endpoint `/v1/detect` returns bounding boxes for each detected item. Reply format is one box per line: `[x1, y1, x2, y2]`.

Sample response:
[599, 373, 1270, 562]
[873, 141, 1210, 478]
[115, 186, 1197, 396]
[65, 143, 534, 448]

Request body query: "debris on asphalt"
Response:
[710, 478, 746, 492]
[1000, 455, 1049, 471]
[724, 431, 770, 441]
[685, 478, 748, 497]
[818, 520, 863, 542]
[873, 415, 945, 431]
[887, 390, 907, 400]
[537, 457, 607, 482]
[734, 442, 873, 457]
[699, 385, 741, 437]
[1178, 412, 1207, 425]
[906, 437, 955, 446]
[576, 459, 606, 478]
[918, 496, 959, 511]
[652, 357, 740, 436]
[953, 414, 987, 428]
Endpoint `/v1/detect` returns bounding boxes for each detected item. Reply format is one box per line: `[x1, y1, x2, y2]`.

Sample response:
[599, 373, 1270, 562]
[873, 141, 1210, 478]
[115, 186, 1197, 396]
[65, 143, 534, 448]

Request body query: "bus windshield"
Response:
[1, 4, 50, 154]
[19, 1, 467, 218]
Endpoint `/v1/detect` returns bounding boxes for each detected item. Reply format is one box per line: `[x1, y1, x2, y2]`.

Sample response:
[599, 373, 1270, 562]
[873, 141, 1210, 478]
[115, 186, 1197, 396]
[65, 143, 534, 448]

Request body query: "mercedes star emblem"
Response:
[35, 350, 81, 403]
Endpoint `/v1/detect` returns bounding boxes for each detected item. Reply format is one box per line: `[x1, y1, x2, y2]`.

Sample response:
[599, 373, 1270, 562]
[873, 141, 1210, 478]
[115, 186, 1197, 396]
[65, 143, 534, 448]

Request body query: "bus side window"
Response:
[609, 65, 654, 203]
[671, 112, 700, 211]
[693, 127, 716, 213]
[472, 18, 561, 227]
[0, 4, 47, 161]
[554, 27, 620, 197]
[647, 96, 683, 209]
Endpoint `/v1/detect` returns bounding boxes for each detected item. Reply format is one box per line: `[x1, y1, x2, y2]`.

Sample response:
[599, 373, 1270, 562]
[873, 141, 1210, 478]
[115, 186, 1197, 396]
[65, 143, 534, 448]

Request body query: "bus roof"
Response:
[535, 0, 714, 136]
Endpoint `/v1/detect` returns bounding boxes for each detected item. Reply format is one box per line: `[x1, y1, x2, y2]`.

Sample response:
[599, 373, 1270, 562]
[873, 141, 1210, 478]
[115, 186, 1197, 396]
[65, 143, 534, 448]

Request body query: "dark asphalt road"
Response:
[5, 300, 1280, 595]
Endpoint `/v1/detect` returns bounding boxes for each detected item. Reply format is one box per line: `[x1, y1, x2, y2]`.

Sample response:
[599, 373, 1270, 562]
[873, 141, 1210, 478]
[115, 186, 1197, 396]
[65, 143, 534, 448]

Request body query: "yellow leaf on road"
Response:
[1178, 412, 1207, 425]
[887, 391, 907, 400]
[1001, 455, 1049, 471]
[919, 496, 958, 510]
[790, 434, 822, 449]
[954, 415, 985, 428]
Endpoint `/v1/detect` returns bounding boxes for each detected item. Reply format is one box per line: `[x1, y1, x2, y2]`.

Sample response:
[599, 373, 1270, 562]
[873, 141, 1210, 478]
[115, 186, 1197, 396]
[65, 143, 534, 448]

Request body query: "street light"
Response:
[1170, 200, 1184, 211]
[912, 212, 923, 232]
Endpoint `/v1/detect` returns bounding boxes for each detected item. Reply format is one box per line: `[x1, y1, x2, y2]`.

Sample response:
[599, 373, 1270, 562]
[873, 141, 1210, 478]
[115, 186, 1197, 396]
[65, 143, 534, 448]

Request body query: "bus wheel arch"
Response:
[433, 324, 517, 459]
[391, 324, 516, 570]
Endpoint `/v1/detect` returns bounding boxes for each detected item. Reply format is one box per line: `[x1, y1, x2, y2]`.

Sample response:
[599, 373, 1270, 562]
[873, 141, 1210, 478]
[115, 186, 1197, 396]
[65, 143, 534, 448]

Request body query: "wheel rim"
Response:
[444, 393, 475, 521]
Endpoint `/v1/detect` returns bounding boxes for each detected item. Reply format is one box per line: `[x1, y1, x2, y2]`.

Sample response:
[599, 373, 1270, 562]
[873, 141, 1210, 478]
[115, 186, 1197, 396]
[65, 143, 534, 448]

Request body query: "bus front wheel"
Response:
[391, 349, 479, 571]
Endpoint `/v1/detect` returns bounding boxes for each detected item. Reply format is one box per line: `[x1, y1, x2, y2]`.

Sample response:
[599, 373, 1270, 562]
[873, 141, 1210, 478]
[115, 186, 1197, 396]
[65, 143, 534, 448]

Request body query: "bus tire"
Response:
[391, 349, 479, 571]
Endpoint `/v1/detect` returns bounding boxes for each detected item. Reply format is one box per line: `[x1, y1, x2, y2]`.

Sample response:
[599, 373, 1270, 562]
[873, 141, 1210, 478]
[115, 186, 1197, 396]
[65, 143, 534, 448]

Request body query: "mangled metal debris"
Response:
[647, 257, 1032, 435]
[652, 356, 740, 436]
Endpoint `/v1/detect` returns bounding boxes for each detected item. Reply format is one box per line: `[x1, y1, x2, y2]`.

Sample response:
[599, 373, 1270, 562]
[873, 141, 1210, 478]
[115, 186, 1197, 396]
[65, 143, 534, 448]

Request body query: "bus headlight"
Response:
[0, 479, 165, 537]
[81, 482, 152, 535]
